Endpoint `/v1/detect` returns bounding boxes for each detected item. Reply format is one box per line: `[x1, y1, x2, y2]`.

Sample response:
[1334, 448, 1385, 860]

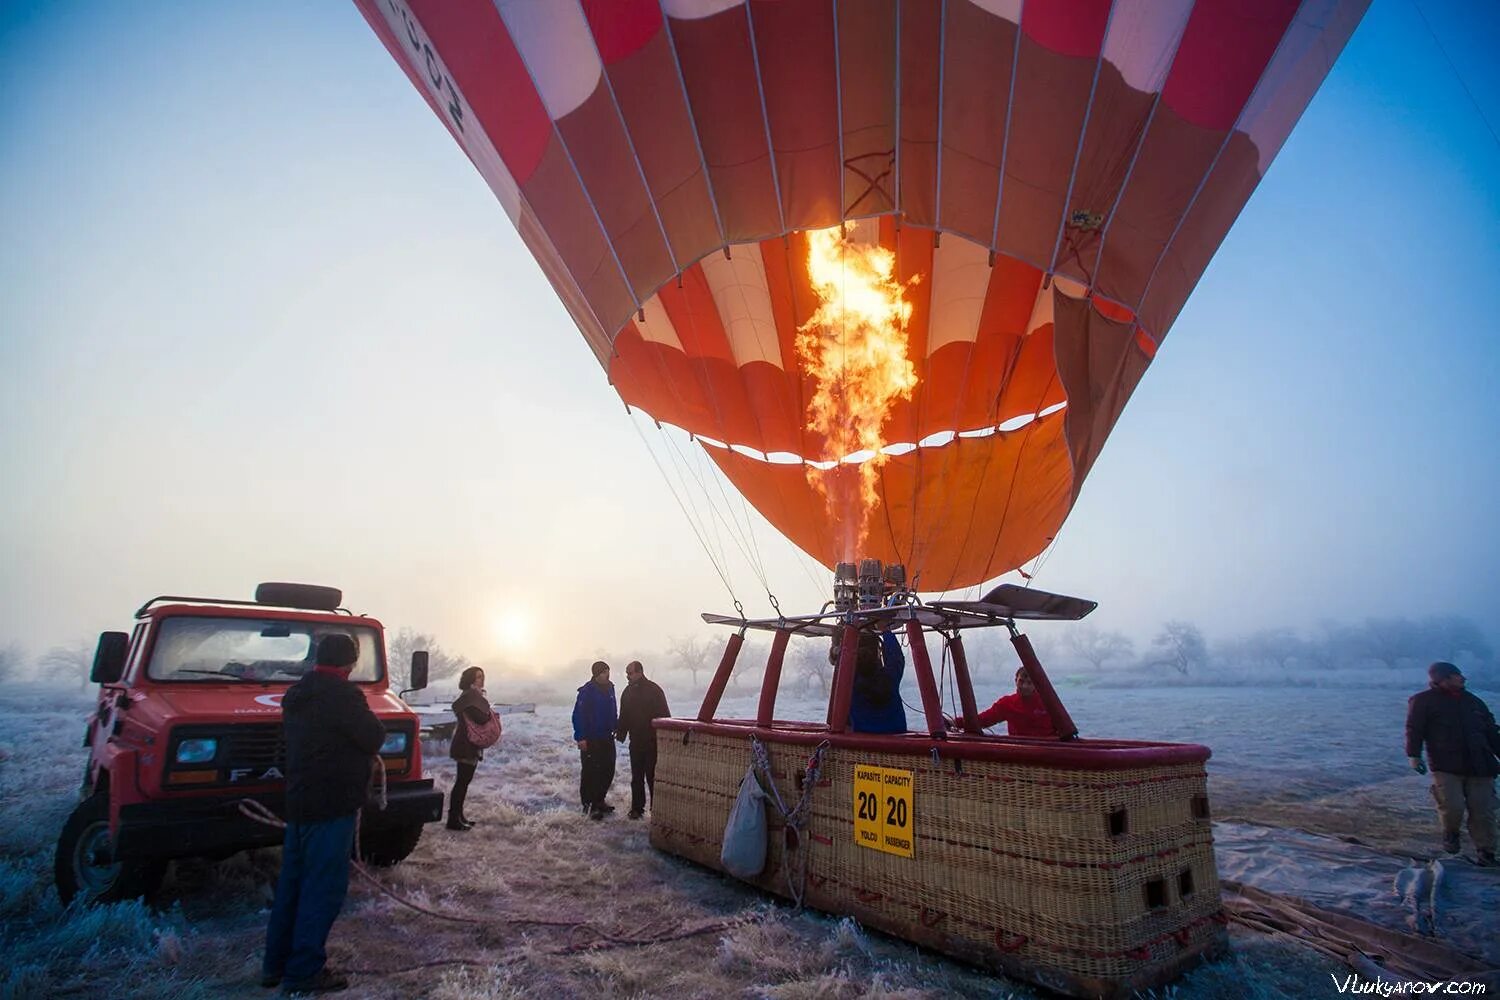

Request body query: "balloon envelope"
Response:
[357, 0, 1368, 591]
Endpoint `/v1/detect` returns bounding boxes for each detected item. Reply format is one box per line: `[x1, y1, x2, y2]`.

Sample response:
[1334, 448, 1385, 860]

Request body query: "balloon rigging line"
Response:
[628, 414, 739, 607]
[661, 423, 776, 600]
[1026, 531, 1065, 590]
[1411, 0, 1500, 153]
[661, 429, 741, 591]
[659, 426, 739, 599]
[685, 436, 773, 598]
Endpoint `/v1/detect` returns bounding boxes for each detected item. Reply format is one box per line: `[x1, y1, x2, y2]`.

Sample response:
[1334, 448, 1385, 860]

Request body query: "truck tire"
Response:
[54, 794, 166, 906]
[357, 823, 424, 867]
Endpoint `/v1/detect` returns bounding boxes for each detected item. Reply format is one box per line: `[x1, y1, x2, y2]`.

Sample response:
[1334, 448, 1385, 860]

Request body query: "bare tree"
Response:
[666, 634, 715, 687]
[1420, 616, 1493, 664]
[1353, 617, 1427, 669]
[1150, 622, 1207, 676]
[0, 642, 25, 683]
[1238, 629, 1307, 672]
[39, 641, 93, 689]
[386, 627, 467, 691]
[787, 640, 833, 696]
[1064, 627, 1135, 671]
[1303, 620, 1354, 672]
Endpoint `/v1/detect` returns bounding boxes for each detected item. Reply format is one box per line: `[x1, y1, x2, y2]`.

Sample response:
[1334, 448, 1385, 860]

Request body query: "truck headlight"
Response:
[175, 738, 218, 764]
[379, 731, 408, 754]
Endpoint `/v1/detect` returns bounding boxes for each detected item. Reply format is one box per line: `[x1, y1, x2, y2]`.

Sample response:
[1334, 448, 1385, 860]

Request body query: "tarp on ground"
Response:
[1214, 821, 1500, 969]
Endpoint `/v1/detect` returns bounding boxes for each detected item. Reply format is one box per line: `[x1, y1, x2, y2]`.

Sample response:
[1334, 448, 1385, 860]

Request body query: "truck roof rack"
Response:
[136, 583, 350, 619]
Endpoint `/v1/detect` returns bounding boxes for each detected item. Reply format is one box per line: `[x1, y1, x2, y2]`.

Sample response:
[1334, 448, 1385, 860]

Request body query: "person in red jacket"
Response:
[949, 667, 1056, 738]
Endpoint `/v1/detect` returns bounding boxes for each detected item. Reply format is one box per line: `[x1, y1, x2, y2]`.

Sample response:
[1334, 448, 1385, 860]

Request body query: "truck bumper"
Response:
[113, 780, 445, 861]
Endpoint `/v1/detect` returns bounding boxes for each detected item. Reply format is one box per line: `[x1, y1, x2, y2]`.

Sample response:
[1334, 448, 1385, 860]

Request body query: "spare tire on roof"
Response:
[254, 582, 342, 612]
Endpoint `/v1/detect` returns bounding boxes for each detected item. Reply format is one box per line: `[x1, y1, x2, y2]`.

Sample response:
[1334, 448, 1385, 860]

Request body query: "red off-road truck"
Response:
[55, 583, 445, 905]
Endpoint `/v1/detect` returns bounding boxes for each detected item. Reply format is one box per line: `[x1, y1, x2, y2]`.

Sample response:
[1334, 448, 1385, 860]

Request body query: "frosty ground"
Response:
[0, 681, 1488, 999]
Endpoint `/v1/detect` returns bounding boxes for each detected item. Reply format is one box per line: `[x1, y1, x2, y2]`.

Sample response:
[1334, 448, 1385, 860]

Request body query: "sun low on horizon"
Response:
[491, 607, 533, 655]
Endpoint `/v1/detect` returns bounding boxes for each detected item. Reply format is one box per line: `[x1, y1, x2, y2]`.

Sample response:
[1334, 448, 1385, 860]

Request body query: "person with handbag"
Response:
[448, 666, 500, 831]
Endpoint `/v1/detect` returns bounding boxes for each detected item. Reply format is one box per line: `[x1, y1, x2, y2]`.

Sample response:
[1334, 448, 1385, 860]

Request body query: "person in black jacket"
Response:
[447, 666, 496, 831]
[1405, 661, 1499, 865]
[614, 660, 671, 819]
[263, 633, 385, 994]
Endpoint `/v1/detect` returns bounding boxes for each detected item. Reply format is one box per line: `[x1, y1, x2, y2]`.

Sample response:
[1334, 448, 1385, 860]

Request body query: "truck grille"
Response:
[223, 724, 285, 772]
[167, 721, 413, 787]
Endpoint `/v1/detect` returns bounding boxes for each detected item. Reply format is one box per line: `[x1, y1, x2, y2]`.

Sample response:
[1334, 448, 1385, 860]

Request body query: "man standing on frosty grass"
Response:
[574, 660, 619, 820]
[1406, 660, 1500, 866]
[263, 633, 386, 994]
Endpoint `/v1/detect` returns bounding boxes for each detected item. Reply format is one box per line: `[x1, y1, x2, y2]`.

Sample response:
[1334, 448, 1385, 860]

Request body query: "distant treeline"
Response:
[1008, 615, 1495, 689]
[8, 614, 1491, 696]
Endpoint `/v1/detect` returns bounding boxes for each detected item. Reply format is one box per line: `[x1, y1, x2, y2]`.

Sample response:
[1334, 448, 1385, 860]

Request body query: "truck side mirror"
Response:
[91, 632, 129, 684]
[408, 651, 429, 692]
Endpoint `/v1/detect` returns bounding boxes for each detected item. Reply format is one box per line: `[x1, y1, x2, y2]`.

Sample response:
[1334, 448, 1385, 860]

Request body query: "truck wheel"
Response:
[357, 823, 424, 867]
[54, 794, 166, 906]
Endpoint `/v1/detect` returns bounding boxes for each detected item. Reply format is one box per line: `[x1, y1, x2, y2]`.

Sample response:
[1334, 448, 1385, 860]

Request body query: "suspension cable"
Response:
[628, 414, 739, 606]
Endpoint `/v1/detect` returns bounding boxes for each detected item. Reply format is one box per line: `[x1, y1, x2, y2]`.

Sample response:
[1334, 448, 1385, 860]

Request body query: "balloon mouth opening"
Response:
[651, 400, 1067, 468]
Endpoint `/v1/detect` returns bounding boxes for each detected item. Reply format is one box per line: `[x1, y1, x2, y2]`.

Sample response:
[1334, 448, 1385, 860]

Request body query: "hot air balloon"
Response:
[355, 0, 1366, 592]
[356, 1, 1368, 994]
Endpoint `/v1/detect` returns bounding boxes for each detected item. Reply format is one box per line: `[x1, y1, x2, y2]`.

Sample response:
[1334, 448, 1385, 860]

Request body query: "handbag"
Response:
[463, 707, 502, 749]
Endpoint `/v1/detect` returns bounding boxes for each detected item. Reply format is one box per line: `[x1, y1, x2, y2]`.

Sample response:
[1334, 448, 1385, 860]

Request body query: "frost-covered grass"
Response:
[0, 680, 1443, 998]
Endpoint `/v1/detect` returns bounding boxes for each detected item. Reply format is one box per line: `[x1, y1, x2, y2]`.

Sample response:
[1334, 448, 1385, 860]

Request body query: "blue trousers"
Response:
[263, 814, 356, 982]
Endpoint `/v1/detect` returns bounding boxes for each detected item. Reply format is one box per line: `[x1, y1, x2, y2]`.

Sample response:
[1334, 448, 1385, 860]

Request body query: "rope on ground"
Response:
[340, 911, 766, 982]
[1221, 879, 1500, 987]
[237, 766, 767, 950]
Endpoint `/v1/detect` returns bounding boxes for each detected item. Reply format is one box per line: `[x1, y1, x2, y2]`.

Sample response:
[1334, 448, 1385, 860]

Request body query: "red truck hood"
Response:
[145, 685, 411, 721]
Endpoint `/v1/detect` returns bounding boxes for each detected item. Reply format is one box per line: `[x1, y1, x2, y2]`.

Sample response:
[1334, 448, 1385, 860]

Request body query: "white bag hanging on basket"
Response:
[720, 766, 769, 879]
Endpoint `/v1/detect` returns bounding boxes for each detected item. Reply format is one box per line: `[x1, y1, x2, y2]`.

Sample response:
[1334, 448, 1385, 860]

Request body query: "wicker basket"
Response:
[651, 720, 1225, 999]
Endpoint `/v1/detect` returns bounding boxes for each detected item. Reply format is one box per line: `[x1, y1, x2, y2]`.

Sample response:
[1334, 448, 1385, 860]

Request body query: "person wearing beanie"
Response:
[1405, 661, 1500, 865]
[572, 661, 619, 820]
[264, 632, 386, 994]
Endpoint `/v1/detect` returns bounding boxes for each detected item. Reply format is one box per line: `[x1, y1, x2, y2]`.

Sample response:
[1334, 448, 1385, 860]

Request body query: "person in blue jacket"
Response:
[837, 630, 908, 734]
[572, 660, 619, 820]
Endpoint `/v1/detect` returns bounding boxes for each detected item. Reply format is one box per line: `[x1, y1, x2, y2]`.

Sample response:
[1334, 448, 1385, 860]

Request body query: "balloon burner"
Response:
[833, 559, 907, 612]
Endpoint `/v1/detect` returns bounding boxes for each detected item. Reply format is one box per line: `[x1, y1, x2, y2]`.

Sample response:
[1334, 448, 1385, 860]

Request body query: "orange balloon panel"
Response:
[609, 229, 1068, 459]
[703, 410, 1075, 593]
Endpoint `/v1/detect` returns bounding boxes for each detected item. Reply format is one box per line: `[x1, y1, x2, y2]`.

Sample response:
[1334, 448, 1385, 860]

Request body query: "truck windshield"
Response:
[147, 617, 383, 683]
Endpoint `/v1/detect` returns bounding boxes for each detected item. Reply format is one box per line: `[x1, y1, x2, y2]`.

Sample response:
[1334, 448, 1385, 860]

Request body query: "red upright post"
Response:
[697, 632, 744, 722]
[756, 629, 790, 727]
[1011, 631, 1078, 740]
[826, 624, 860, 732]
[905, 619, 946, 738]
[947, 632, 982, 734]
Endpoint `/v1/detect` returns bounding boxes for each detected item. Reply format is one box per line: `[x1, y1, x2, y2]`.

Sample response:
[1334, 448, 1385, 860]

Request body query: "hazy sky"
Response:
[2, 1, 1497, 676]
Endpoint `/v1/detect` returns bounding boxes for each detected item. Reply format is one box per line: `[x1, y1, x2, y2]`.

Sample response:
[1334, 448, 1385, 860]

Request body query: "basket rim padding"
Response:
[654, 718, 1210, 770]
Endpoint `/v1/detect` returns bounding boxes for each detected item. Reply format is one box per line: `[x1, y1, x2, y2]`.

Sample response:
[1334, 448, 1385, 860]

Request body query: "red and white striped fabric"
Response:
[357, 0, 1368, 591]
